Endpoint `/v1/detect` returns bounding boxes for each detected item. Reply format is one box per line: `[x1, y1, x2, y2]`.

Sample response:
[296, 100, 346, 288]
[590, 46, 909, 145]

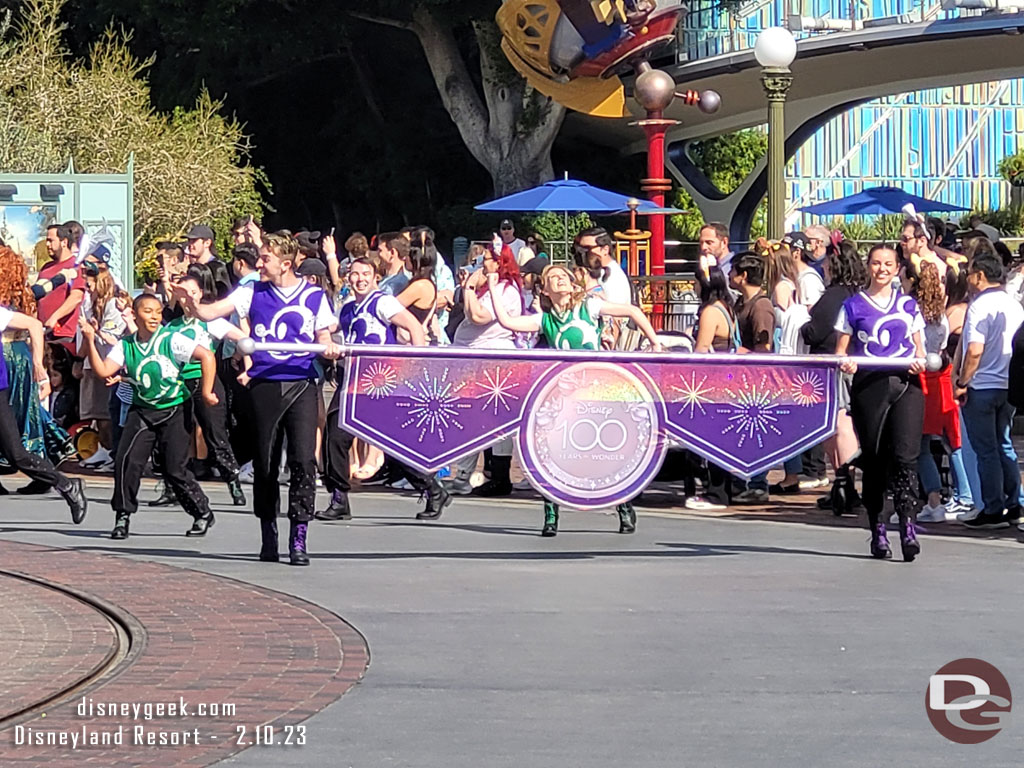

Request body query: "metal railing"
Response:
[672, 0, 972, 64]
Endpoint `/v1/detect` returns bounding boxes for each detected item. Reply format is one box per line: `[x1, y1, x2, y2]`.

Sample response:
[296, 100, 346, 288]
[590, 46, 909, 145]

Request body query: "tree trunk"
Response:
[405, 5, 565, 196]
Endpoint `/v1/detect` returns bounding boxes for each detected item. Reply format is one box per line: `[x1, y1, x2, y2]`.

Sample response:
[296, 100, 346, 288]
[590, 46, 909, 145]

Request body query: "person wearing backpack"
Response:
[730, 252, 777, 504]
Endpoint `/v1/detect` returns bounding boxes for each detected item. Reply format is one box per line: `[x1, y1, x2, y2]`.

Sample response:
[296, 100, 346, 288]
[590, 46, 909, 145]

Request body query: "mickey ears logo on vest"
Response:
[926, 659, 1011, 743]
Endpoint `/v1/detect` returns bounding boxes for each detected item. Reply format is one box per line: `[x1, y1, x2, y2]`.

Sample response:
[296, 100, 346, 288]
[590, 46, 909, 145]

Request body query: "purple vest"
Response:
[0, 340, 8, 391]
[248, 281, 326, 380]
[338, 291, 397, 346]
[842, 290, 922, 358]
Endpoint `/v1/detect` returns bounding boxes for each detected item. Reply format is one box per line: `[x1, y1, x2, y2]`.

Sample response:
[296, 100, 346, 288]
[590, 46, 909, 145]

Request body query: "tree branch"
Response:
[410, 4, 492, 169]
[348, 11, 415, 32]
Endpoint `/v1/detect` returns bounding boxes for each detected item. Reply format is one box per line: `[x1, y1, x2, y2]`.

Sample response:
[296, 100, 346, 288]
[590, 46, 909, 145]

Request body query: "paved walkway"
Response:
[0, 537, 367, 767]
[2, 475, 1024, 766]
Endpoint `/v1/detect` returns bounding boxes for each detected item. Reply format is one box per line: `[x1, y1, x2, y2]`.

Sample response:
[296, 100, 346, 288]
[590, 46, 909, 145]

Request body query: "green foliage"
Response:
[668, 130, 767, 242]
[998, 150, 1024, 186]
[871, 214, 906, 243]
[960, 208, 1024, 237]
[522, 212, 594, 260]
[829, 218, 874, 245]
[0, 0, 267, 266]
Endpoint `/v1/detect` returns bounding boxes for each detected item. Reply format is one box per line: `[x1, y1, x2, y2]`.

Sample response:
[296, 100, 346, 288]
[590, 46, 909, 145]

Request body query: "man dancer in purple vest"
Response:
[180, 234, 340, 565]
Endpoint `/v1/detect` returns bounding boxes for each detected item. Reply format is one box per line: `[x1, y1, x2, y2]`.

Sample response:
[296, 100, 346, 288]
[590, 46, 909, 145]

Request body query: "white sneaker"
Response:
[93, 458, 115, 473]
[80, 446, 111, 467]
[469, 471, 486, 488]
[389, 478, 413, 491]
[916, 504, 948, 523]
[956, 507, 981, 522]
[798, 477, 829, 490]
[684, 496, 727, 511]
[448, 477, 473, 495]
[889, 512, 900, 525]
[238, 462, 254, 484]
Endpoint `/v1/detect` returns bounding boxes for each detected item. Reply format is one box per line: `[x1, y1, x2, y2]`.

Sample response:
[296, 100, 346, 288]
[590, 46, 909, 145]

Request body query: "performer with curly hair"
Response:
[0, 246, 75, 493]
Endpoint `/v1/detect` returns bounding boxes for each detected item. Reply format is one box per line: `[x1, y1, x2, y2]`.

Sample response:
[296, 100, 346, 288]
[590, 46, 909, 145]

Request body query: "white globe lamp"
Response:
[754, 26, 797, 69]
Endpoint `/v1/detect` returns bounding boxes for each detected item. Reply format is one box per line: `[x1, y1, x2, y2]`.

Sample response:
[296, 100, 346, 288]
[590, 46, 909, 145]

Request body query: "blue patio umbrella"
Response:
[476, 177, 679, 258]
[799, 185, 968, 216]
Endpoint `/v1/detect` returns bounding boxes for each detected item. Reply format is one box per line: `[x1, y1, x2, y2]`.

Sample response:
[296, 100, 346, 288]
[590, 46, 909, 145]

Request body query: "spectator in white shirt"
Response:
[954, 251, 1024, 528]
[499, 219, 526, 262]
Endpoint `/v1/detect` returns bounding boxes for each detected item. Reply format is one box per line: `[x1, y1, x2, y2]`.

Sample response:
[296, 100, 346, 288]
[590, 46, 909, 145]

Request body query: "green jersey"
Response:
[107, 326, 198, 409]
[540, 297, 602, 350]
[165, 316, 232, 380]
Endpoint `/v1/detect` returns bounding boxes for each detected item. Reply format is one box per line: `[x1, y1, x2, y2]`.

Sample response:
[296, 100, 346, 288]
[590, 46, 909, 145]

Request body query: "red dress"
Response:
[920, 364, 961, 449]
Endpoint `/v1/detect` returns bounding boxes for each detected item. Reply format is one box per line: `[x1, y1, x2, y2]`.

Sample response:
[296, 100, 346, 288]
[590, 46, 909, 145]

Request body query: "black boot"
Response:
[289, 520, 310, 566]
[111, 512, 130, 539]
[617, 502, 636, 534]
[148, 482, 178, 507]
[186, 511, 216, 537]
[58, 478, 88, 524]
[471, 456, 512, 497]
[227, 476, 246, 507]
[259, 518, 279, 562]
[541, 501, 559, 536]
[416, 475, 452, 520]
[316, 490, 352, 521]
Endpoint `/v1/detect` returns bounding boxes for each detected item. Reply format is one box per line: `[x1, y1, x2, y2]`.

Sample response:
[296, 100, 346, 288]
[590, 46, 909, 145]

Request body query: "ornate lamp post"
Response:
[755, 27, 797, 239]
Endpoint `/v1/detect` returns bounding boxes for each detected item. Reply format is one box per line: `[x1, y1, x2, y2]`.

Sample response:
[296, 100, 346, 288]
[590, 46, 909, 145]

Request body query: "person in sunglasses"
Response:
[498, 219, 526, 263]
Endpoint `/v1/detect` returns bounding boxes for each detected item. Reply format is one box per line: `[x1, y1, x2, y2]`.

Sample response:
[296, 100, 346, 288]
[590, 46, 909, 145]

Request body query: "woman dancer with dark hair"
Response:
[835, 245, 927, 561]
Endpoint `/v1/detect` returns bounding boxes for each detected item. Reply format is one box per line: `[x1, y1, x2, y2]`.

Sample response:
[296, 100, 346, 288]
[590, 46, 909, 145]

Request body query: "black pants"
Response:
[801, 443, 826, 480]
[250, 379, 318, 523]
[113, 404, 210, 518]
[850, 372, 924, 526]
[222, 357, 258, 466]
[183, 377, 239, 479]
[0, 391, 69, 490]
[323, 386, 431, 496]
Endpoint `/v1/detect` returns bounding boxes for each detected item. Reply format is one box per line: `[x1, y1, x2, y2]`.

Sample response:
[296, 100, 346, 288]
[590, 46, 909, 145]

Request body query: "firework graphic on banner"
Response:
[671, 371, 714, 418]
[718, 373, 792, 449]
[475, 366, 521, 415]
[790, 372, 825, 406]
[359, 361, 399, 400]
[396, 368, 472, 443]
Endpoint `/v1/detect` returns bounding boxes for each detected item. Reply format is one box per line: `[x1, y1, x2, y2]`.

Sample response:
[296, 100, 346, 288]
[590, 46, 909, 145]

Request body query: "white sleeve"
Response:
[206, 317, 235, 341]
[963, 302, 988, 346]
[170, 332, 199, 365]
[801, 274, 826, 307]
[585, 295, 605, 319]
[834, 305, 852, 336]
[375, 294, 404, 323]
[910, 308, 926, 335]
[106, 339, 126, 367]
[0, 306, 13, 333]
[314, 294, 336, 331]
[227, 284, 255, 320]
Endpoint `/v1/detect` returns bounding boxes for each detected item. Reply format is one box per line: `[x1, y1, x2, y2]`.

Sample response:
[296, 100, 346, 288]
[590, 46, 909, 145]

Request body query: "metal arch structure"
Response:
[561, 11, 1024, 242]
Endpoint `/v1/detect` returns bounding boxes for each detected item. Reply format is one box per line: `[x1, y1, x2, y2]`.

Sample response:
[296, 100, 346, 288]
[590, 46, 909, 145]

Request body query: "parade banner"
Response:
[336, 347, 842, 510]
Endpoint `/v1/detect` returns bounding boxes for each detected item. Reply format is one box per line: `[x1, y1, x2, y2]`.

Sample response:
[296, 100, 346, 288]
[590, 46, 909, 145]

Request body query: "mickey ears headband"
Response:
[829, 230, 844, 250]
[901, 202, 925, 225]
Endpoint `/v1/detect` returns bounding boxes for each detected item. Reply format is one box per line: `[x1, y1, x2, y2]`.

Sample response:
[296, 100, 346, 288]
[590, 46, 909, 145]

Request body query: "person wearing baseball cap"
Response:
[499, 219, 526, 262]
[783, 231, 825, 309]
[186, 224, 232, 298]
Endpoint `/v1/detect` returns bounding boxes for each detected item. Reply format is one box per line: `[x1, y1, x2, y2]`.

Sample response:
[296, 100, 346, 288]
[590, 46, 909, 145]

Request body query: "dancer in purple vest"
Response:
[179, 234, 340, 565]
[319, 255, 453, 521]
[835, 245, 926, 561]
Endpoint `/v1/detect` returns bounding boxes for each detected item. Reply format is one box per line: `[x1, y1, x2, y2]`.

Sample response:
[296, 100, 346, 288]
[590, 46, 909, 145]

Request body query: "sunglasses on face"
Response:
[500, 226, 513, 232]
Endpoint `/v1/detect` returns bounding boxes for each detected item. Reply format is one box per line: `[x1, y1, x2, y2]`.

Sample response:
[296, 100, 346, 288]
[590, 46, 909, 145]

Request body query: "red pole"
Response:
[639, 113, 677, 276]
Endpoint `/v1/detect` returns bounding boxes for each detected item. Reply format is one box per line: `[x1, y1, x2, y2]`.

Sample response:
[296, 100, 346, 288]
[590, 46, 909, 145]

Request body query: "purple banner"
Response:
[339, 347, 839, 509]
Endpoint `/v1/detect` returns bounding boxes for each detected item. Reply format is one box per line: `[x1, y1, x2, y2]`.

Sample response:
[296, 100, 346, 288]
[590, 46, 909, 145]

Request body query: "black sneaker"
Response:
[733, 488, 769, 504]
[963, 512, 1010, 530]
[1006, 506, 1022, 525]
[59, 478, 88, 524]
[148, 484, 178, 507]
[111, 513, 130, 539]
[768, 482, 800, 495]
[186, 512, 215, 537]
[359, 466, 392, 486]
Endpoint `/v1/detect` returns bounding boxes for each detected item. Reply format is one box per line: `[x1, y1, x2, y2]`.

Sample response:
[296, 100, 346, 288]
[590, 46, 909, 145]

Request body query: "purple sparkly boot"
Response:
[899, 520, 920, 562]
[289, 521, 310, 566]
[870, 523, 892, 559]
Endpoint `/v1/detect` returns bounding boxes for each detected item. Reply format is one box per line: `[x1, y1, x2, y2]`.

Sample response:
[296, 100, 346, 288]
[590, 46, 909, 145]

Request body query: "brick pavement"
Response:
[0, 574, 120, 722]
[0, 540, 368, 767]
